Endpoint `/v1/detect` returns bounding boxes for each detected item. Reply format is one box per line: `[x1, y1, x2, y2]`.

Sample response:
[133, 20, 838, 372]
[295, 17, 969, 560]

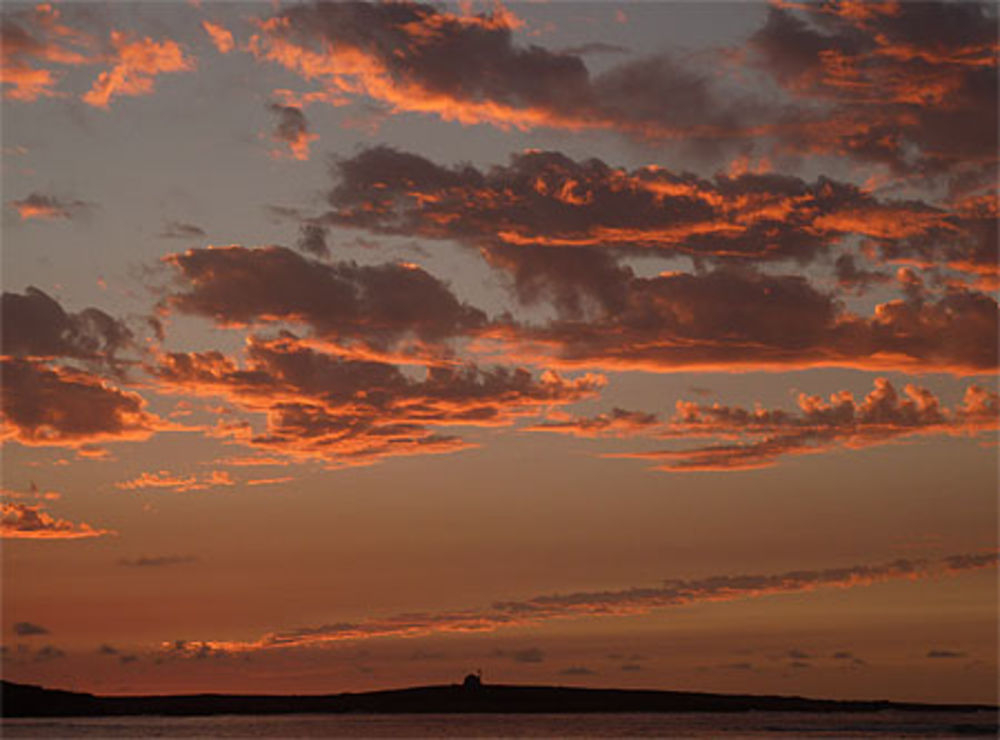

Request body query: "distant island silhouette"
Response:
[3, 678, 997, 718]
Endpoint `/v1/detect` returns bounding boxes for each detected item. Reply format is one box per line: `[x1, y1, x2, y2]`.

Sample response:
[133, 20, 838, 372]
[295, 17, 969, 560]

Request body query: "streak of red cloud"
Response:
[116, 470, 234, 493]
[162, 551, 998, 655]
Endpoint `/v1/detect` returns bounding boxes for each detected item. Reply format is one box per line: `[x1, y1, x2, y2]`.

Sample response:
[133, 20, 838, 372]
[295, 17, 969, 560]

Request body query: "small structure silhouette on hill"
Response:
[463, 671, 483, 690]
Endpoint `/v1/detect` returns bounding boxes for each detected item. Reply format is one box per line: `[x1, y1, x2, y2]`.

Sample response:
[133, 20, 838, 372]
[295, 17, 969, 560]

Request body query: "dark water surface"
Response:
[3, 711, 998, 738]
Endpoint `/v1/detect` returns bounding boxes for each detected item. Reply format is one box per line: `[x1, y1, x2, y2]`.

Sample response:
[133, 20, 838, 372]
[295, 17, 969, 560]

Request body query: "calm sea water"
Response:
[3, 712, 998, 738]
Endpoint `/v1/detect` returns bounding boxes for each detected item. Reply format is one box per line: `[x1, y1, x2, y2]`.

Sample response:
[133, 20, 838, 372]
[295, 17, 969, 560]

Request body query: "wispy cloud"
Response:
[164, 551, 998, 655]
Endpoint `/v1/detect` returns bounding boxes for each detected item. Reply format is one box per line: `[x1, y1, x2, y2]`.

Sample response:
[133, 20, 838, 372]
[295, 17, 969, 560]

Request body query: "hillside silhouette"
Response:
[3, 678, 997, 718]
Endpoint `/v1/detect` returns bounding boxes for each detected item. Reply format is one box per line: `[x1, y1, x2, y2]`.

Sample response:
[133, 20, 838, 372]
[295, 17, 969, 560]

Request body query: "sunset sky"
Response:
[2, 0, 997, 703]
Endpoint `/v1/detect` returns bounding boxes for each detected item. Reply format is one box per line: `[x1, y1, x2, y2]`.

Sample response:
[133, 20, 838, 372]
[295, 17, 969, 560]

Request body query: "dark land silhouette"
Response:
[3, 678, 998, 718]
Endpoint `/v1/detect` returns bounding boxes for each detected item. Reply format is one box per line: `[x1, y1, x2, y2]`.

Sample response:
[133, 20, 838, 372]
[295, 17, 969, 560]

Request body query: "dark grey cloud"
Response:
[494, 647, 544, 663]
[1, 358, 163, 448]
[267, 103, 316, 160]
[9, 192, 93, 220]
[749, 2, 998, 184]
[117, 555, 198, 567]
[163, 245, 487, 347]
[34, 645, 66, 661]
[942, 553, 1000, 571]
[509, 271, 998, 374]
[927, 649, 967, 659]
[559, 42, 630, 57]
[558, 666, 595, 676]
[255, 1, 761, 149]
[2, 287, 133, 364]
[834, 254, 891, 293]
[158, 221, 206, 239]
[297, 223, 329, 258]
[13, 621, 49, 636]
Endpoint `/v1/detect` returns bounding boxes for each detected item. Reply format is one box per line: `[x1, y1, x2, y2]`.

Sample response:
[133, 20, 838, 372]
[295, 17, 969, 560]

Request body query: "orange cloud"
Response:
[267, 103, 318, 161]
[749, 1, 997, 183]
[246, 476, 294, 486]
[9, 192, 91, 221]
[201, 20, 234, 54]
[247, 2, 763, 144]
[525, 408, 659, 438]
[1, 501, 113, 540]
[477, 269, 998, 375]
[593, 378, 999, 472]
[2, 287, 133, 372]
[161, 245, 487, 344]
[150, 333, 604, 466]
[323, 147, 989, 281]
[83, 31, 194, 108]
[0, 482, 60, 501]
[116, 470, 234, 493]
[164, 551, 998, 654]
[1, 359, 168, 449]
[1, 4, 96, 100]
